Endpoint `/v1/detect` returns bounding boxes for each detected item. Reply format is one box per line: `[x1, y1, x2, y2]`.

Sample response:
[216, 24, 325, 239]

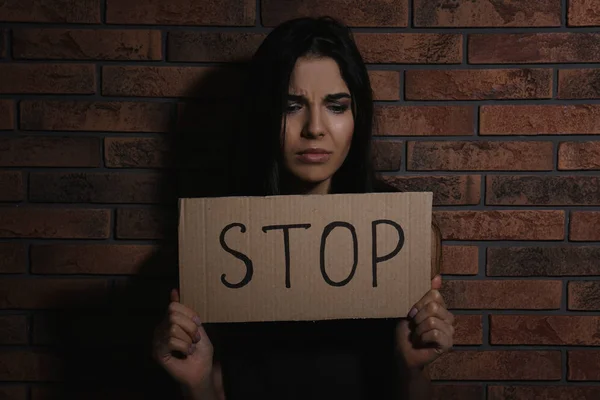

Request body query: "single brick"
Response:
[489, 386, 600, 400]
[488, 246, 600, 276]
[33, 313, 164, 347]
[371, 140, 402, 171]
[481, 105, 600, 135]
[435, 210, 565, 240]
[441, 246, 479, 275]
[406, 69, 552, 100]
[0, 315, 27, 344]
[0, 171, 24, 201]
[469, 33, 600, 64]
[441, 280, 562, 309]
[168, 32, 265, 62]
[374, 106, 474, 136]
[487, 176, 600, 205]
[568, 0, 600, 26]
[31, 244, 176, 275]
[355, 34, 462, 64]
[568, 281, 600, 310]
[0, 64, 95, 94]
[0, 386, 26, 400]
[116, 208, 177, 240]
[102, 66, 244, 98]
[558, 142, 600, 170]
[262, 0, 408, 27]
[569, 351, 600, 380]
[408, 141, 553, 171]
[0, 350, 62, 381]
[0, 137, 101, 167]
[25, 347, 151, 384]
[432, 385, 483, 400]
[429, 351, 561, 380]
[454, 315, 482, 345]
[0, 279, 109, 309]
[106, 0, 255, 25]
[570, 211, 600, 241]
[30, 172, 175, 204]
[382, 175, 480, 206]
[369, 71, 400, 101]
[559, 69, 600, 99]
[0, 100, 14, 130]
[414, 0, 560, 27]
[13, 29, 162, 60]
[0, 0, 100, 23]
[20, 101, 172, 133]
[0, 243, 27, 273]
[491, 315, 600, 345]
[105, 137, 173, 168]
[0, 208, 110, 239]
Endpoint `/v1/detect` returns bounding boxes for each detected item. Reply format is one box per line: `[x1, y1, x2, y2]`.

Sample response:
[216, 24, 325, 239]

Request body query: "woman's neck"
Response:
[283, 177, 332, 195]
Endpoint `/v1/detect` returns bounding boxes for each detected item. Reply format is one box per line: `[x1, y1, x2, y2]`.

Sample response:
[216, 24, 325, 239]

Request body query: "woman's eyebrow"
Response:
[286, 92, 351, 102]
[287, 94, 305, 102]
[325, 92, 351, 101]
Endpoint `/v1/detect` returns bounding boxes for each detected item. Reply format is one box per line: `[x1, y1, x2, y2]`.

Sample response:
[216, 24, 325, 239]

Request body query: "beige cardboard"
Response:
[179, 192, 432, 323]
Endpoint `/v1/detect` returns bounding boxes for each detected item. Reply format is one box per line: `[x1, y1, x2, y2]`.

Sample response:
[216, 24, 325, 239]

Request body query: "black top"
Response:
[213, 318, 402, 400]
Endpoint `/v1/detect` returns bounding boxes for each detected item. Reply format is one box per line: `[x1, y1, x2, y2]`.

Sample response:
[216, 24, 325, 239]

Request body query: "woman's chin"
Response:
[289, 167, 334, 183]
[295, 174, 331, 186]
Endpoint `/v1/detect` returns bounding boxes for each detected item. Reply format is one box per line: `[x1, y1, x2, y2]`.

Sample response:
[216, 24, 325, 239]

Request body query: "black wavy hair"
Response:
[229, 17, 376, 196]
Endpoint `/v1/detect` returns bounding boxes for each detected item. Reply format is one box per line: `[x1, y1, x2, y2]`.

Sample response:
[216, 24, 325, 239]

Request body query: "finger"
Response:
[414, 316, 455, 339]
[170, 312, 201, 343]
[169, 323, 195, 345]
[413, 301, 454, 325]
[408, 289, 446, 318]
[170, 288, 180, 303]
[168, 302, 202, 326]
[418, 329, 453, 352]
[431, 275, 442, 290]
[195, 319, 211, 347]
[168, 337, 195, 356]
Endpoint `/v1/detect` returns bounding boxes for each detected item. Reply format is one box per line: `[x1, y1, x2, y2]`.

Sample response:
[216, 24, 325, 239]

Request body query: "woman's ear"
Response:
[431, 220, 442, 279]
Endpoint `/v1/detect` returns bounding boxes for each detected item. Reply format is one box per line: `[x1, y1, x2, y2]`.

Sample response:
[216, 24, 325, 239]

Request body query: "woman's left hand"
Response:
[395, 274, 454, 370]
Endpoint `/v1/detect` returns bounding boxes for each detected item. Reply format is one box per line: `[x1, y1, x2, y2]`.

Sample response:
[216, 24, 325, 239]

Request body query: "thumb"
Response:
[431, 274, 442, 290]
[170, 288, 180, 303]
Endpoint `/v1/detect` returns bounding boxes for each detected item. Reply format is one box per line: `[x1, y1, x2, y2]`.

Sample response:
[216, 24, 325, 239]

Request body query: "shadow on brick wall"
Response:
[39, 63, 249, 399]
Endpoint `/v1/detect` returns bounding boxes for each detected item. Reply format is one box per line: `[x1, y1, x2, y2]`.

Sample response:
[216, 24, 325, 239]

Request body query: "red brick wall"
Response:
[1, 0, 599, 399]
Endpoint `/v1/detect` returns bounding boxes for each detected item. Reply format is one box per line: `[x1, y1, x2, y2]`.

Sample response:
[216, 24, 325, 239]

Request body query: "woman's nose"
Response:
[302, 107, 324, 138]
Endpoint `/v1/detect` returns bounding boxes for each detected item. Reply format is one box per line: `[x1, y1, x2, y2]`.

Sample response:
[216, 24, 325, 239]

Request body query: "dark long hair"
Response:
[229, 17, 375, 196]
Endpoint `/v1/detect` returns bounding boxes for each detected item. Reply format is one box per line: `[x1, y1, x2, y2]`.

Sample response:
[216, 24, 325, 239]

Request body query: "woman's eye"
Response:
[286, 103, 302, 114]
[328, 104, 349, 114]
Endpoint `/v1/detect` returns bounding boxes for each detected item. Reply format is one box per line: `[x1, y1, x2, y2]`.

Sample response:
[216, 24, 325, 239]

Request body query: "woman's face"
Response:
[282, 56, 354, 194]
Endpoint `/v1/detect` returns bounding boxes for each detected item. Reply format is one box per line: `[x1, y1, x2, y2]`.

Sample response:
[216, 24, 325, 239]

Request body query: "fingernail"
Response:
[188, 344, 195, 355]
[195, 331, 202, 342]
[192, 316, 202, 326]
[408, 307, 418, 319]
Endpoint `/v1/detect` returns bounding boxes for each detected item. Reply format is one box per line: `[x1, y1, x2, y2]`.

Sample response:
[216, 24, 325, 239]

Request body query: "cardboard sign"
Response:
[178, 192, 432, 323]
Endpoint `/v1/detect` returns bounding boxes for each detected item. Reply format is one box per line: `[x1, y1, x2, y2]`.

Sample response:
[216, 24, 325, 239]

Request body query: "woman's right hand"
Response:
[152, 289, 215, 394]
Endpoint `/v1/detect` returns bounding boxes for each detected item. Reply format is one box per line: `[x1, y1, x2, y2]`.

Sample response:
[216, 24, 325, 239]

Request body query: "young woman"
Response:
[153, 17, 454, 400]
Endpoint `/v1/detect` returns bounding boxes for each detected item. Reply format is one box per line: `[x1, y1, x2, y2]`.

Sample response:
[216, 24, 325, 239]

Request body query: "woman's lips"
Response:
[296, 149, 332, 163]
